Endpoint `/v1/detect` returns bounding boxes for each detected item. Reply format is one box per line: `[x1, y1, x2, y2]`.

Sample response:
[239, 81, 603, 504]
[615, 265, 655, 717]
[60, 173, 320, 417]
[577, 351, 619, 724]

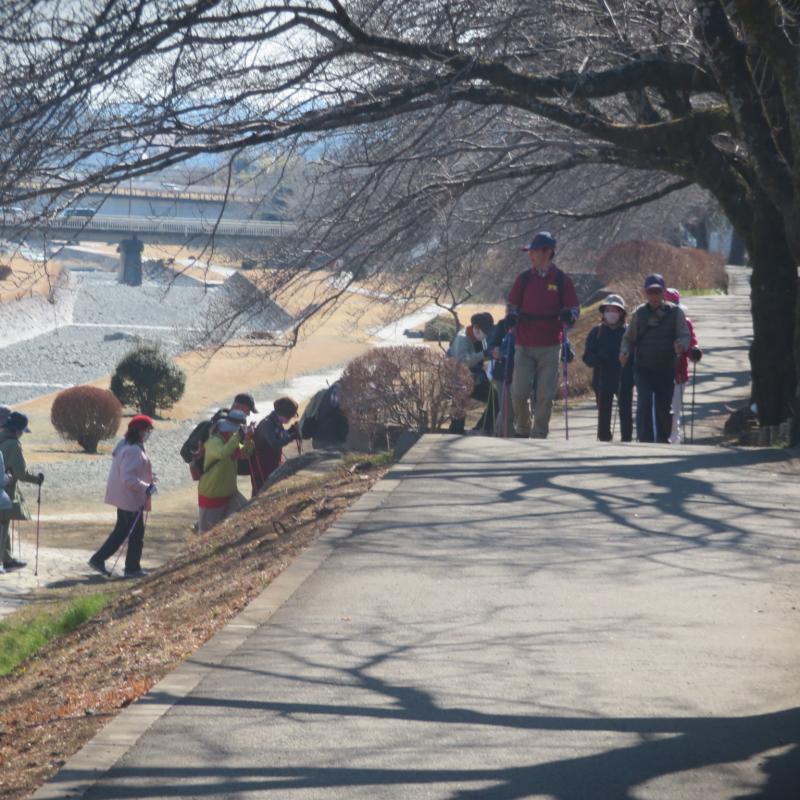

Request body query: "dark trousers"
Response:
[92, 508, 145, 573]
[595, 385, 633, 442]
[635, 367, 674, 443]
[449, 373, 492, 434]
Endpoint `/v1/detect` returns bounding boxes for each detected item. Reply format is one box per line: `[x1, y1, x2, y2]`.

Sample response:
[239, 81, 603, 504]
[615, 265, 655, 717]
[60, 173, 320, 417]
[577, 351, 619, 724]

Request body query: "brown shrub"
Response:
[594, 241, 727, 307]
[51, 386, 123, 453]
[339, 346, 473, 443]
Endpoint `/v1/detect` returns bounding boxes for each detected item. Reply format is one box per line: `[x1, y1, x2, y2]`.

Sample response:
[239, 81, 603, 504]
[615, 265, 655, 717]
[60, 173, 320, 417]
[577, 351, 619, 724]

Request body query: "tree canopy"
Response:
[2, 1, 799, 430]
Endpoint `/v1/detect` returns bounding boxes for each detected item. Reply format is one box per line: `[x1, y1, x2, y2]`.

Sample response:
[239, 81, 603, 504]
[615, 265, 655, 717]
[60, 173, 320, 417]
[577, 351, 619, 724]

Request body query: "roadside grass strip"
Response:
[0, 592, 114, 676]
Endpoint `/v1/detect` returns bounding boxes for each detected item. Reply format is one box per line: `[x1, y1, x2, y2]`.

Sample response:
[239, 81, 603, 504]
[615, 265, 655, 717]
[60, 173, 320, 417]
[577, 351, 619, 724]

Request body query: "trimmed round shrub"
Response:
[51, 386, 122, 454]
[339, 346, 473, 446]
[110, 343, 186, 418]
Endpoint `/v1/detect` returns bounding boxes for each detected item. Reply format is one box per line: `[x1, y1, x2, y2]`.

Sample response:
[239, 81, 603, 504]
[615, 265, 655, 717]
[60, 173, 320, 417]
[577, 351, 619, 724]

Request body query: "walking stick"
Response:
[562, 332, 570, 441]
[690, 360, 697, 444]
[34, 483, 41, 576]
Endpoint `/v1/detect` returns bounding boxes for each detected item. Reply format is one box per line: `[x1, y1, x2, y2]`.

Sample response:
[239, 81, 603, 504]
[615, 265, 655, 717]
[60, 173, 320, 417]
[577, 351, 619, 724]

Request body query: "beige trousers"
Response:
[511, 344, 561, 437]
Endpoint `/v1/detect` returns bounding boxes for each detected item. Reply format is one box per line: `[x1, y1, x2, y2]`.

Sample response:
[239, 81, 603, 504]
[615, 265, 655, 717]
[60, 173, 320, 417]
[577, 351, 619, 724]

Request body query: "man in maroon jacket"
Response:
[507, 232, 580, 438]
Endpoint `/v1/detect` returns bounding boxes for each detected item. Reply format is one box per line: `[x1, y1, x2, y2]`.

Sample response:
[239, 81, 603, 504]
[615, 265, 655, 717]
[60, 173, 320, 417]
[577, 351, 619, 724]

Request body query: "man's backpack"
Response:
[180, 411, 226, 481]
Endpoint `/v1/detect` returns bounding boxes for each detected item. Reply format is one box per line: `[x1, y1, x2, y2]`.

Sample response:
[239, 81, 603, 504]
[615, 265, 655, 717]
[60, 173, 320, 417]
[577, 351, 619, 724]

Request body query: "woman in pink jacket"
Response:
[88, 415, 156, 578]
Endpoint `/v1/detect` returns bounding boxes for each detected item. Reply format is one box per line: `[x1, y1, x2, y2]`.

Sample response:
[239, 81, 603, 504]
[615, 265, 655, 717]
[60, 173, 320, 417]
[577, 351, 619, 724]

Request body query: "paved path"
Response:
[36, 268, 800, 799]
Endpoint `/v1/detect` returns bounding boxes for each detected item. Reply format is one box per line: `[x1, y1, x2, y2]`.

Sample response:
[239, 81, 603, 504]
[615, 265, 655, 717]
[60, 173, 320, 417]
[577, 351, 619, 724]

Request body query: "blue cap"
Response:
[522, 231, 556, 251]
[4, 411, 30, 433]
[644, 273, 666, 291]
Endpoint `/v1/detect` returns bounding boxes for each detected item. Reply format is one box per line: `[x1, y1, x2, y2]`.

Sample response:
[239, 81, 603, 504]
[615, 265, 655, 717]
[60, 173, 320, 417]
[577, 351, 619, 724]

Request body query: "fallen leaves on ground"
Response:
[0, 460, 386, 799]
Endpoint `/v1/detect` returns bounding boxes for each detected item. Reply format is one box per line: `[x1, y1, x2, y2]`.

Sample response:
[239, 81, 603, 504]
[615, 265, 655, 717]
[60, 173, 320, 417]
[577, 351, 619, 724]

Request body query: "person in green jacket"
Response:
[0, 412, 44, 574]
[197, 409, 254, 533]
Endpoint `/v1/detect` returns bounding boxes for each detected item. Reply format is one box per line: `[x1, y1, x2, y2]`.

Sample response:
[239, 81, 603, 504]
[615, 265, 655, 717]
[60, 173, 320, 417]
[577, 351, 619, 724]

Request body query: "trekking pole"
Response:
[34, 483, 42, 576]
[690, 360, 697, 444]
[110, 508, 144, 574]
[562, 332, 570, 441]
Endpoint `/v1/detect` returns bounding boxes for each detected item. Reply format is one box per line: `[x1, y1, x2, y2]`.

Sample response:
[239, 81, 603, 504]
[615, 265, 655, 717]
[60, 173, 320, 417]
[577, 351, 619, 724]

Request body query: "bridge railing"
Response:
[43, 215, 296, 238]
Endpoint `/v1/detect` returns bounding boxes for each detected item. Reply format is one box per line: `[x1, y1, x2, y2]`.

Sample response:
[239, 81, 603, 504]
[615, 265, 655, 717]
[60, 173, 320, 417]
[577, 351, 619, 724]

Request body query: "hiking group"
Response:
[447, 231, 702, 444]
[0, 230, 703, 580]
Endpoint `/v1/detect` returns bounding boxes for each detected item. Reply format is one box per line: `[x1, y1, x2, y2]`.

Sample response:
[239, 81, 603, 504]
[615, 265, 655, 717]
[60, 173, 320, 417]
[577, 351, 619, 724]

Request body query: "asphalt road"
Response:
[35, 267, 800, 799]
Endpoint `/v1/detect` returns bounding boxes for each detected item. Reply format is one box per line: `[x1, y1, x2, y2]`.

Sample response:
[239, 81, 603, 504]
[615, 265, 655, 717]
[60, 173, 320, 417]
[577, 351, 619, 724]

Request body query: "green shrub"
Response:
[50, 385, 122, 453]
[423, 314, 457, 342]
[111, 343, 186, 417]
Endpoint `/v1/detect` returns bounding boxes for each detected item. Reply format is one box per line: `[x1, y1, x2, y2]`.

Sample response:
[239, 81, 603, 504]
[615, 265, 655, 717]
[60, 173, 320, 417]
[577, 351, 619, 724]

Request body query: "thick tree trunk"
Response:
[747, 200, 797, 426]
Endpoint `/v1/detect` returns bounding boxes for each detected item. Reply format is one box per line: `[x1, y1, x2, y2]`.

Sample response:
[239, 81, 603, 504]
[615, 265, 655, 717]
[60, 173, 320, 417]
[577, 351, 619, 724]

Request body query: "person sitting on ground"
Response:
[582, 294, 634, 443]
[0, 412, 44, 574]
[620, 274, 690, 443]
[251, 397, 300, 494]
[89, 415, 156, 578]
[180, 392, 258, 484]
[448, 312, 493, 434]
[664, 288, 703, 444]
[197, 409, 255, 533]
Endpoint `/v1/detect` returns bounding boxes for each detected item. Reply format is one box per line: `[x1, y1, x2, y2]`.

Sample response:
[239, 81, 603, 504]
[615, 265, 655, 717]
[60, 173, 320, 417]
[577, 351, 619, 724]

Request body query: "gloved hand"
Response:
[689, 346, 703, 363]
[146, 482, 158, 496]
[37, 473, 45, 485]
[559, 308, 576, 325]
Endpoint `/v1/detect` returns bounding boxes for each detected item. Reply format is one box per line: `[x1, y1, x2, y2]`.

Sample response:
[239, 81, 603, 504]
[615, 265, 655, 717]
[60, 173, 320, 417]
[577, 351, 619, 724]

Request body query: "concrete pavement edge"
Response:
[30, 437, 438, 800]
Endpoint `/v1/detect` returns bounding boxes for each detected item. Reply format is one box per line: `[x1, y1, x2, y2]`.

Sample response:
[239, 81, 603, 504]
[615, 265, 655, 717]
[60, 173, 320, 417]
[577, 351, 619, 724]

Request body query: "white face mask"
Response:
[142, 430, 152, 443]
[603, 310, 621, 325]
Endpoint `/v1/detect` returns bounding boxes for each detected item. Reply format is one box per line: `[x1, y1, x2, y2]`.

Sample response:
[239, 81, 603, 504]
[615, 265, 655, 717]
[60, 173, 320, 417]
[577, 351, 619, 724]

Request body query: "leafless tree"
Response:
[0, 1, 797, 432]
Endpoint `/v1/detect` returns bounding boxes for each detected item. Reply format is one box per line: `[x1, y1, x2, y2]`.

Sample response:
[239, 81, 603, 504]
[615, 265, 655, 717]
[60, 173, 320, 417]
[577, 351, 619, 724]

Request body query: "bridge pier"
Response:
[117, 237, 144, 286]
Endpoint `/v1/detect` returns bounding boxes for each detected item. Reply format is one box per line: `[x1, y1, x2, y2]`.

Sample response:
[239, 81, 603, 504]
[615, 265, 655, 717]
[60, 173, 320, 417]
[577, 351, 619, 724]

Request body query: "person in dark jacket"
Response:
[487, 315, 516, 437]
[582, 294, 633, 442]
[621, 274, 690, 443]
[251, 397, 300, 494]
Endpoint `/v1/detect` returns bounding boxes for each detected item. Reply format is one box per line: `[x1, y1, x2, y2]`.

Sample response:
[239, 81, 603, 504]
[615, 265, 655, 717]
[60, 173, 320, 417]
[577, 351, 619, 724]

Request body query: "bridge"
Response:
[0, 214, 295, 246]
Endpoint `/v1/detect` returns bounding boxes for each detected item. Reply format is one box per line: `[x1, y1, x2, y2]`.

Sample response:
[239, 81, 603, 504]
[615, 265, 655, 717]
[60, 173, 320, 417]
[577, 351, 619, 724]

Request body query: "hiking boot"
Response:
[3, 558, 26, 570]
[88, 558, 110, 577]
[123, 568, 150, 579]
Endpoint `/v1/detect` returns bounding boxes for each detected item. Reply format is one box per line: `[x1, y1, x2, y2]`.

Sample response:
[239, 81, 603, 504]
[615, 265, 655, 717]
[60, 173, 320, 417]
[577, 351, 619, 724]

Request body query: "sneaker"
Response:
[123, 568, 150, 578]
[88, 558, 110, 577]
[3, 558, 26, 570]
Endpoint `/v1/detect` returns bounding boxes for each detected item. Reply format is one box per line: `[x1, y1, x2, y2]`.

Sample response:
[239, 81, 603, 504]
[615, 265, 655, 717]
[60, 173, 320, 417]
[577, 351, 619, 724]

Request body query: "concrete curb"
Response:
[31, 439, 435, 799]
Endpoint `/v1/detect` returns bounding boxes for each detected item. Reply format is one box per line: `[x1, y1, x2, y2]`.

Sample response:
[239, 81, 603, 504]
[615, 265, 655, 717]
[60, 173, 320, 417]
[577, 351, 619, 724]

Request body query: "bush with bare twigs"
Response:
[51, 386, 122, 454]
[339, 346, 473, 444]
[594, 241, 727, 304]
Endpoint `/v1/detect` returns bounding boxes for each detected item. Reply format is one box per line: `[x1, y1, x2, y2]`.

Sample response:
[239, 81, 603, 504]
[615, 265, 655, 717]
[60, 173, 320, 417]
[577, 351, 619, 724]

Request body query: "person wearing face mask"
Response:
[664, 288, 702, 443]
[582, 295, 634, 442]
[89, 414, 155, 578]
[197, 409, 255, 533]
[251, 397, 300, 494]
[447, 313, 494, 434]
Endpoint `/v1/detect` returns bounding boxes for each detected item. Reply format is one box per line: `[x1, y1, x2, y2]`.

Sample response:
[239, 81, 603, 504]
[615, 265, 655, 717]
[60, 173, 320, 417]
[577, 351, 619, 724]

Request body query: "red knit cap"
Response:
[128, 414, 154, 432]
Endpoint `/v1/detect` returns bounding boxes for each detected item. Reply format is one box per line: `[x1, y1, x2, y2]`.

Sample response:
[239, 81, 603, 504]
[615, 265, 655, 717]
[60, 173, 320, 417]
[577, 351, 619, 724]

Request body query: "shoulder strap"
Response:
[555, 268, 565, 310]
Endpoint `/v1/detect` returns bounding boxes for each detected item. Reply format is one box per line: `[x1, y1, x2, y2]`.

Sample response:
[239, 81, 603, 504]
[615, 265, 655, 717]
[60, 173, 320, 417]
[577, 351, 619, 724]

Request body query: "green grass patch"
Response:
[0, 592, 113, 676]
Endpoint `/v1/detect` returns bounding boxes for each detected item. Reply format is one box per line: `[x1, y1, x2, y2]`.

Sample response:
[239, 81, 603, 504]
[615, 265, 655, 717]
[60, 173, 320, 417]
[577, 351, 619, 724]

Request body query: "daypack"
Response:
[299, 384, 349, 443]
[181, 410, 226, 481]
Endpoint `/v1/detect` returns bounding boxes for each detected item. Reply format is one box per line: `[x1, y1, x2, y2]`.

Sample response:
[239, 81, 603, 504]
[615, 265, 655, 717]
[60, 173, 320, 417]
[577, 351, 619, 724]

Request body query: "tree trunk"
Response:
[747, 199, 797, 426]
